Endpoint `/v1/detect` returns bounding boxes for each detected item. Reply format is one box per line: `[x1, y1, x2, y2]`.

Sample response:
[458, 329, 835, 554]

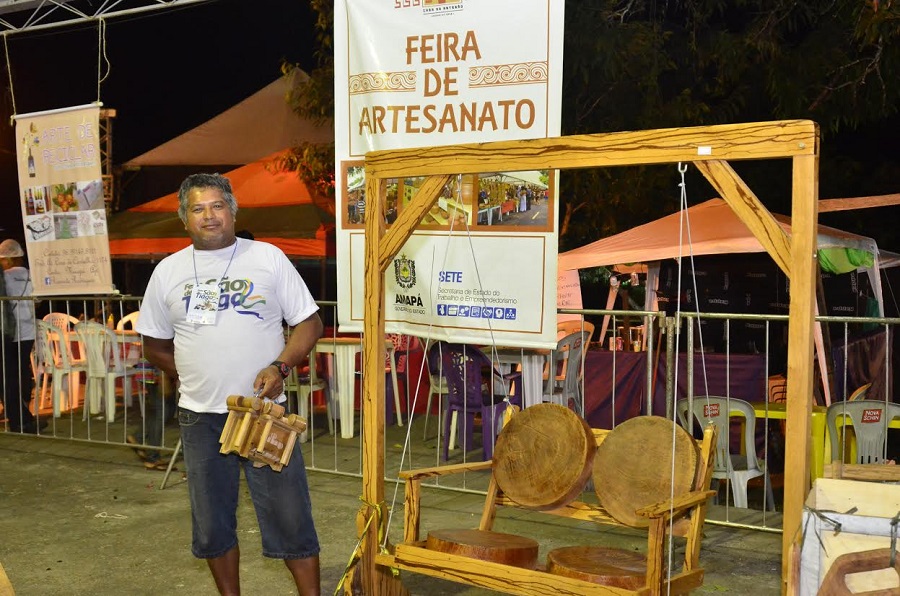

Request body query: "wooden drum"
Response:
[593, 415, 699, 528]
[492, 403, 596, 511]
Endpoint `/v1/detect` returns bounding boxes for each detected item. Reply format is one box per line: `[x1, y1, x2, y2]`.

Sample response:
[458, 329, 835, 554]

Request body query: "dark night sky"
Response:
[0, 0, 318, 239]
[0, 1, 897, 255]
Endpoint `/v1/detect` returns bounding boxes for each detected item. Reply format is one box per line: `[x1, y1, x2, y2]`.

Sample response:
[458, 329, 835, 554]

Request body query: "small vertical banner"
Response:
[14, 104, 113, 296]
[557, 269, 583, 324]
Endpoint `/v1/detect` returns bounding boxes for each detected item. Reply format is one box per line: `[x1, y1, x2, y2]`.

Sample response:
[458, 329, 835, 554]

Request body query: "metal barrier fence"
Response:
[3, 295, 898, 532]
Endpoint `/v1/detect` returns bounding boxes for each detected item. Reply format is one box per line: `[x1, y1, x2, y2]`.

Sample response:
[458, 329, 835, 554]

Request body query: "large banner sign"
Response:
[14, 104, 113, 296]
[335, 0, 564, 348]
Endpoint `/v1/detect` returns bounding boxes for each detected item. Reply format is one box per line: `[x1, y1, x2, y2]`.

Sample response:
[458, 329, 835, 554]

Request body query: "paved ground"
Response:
[0, 432, 782, 595]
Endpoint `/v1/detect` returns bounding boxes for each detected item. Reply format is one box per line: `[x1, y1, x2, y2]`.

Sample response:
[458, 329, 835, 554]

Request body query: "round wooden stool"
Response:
[425, 529, 539, 569]
[492, 402, 596, 510]
[547, 546, 647, 589]
[593, 415, 699, 528]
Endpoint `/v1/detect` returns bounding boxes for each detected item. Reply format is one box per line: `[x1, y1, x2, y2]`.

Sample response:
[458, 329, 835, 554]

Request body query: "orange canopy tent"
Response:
[108, 151, 334, 259]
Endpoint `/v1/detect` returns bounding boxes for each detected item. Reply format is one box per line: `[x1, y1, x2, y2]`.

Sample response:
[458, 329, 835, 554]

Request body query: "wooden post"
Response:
[353, 173, 450, 595]
[781, 153, 818, 594]
[354, 174, 395, 596]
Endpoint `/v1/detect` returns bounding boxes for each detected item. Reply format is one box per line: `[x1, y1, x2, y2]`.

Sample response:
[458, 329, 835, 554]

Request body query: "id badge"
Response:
[186, 283, 221, 325]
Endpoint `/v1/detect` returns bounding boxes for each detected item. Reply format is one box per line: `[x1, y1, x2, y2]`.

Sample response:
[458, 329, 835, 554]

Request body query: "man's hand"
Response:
[253, 365, 285, 399]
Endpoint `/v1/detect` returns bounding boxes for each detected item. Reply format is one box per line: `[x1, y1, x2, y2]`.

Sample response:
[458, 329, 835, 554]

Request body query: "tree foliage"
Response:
[560, 0, 900, 250]
[277, 0, 336, 211]
[283, 0, 900, 248]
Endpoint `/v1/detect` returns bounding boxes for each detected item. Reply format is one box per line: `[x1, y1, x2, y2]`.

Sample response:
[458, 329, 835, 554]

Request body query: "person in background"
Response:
[0, 239, 42, 434]
[127, 357, 176, 470]
[136, 173, 322, 595]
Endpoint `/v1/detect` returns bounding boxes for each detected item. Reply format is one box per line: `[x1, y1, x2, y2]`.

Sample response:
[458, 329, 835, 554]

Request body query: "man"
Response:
[136, 173, 322, 595]
[0, 239, 41, 434]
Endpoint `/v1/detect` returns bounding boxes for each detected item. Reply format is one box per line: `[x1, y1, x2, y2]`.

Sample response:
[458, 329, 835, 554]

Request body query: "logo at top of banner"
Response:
[423, 0, 462, 15]
[394, 254, 417, 289]
[393, 0, 463, 14]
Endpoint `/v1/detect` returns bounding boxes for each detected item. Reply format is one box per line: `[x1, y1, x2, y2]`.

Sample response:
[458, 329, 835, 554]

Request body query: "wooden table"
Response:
[750, 401, 827, 482]
[316, 337, 400, 439]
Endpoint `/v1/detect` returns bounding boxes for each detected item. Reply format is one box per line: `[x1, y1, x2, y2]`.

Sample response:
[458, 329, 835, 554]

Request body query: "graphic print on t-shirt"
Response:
[182, 277, 267, 319]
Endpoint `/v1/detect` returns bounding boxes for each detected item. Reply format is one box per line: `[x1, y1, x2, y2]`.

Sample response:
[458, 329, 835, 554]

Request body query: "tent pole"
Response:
[814, 263, 835, 406]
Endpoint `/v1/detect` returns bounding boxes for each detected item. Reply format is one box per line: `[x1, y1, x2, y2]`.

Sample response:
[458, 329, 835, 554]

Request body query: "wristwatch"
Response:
[270, 360, 291, 379]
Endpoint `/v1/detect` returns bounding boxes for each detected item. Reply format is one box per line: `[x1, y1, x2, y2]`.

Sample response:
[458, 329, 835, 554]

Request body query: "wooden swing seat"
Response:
[378, 404, 717, 596]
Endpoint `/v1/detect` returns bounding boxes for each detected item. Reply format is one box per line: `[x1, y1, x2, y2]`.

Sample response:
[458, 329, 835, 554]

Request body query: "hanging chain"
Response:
[97, 18, 111, 102]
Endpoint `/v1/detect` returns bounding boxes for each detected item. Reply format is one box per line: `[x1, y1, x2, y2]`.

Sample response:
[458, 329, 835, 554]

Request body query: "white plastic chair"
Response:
[36, 320, 87, 416]
[291, 346, 334, 443]
[827, 399, 900, 464]
[116, 311, 140, 331]
[677, 396, 776, 510]
[42, 312, 85, 375]
[43, 312, 79, 332]
[115, 311, 143, 376]
[74, 321, 134, 423]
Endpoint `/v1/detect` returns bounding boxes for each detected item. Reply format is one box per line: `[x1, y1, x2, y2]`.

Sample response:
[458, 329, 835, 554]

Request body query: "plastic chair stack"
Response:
[36, 319, 87, 416]
[385, 334, 424, 426]
[542, 331, 590, 414]
[556, 318, 594, 343]
[74, 321, 134, 422]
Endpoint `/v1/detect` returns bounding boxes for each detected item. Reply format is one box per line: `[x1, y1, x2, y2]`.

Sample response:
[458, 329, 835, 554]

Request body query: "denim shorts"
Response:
[177, 407, 320, 559]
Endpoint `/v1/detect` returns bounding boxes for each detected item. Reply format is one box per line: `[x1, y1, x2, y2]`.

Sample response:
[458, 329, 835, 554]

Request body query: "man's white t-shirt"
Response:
[136, 238, 318, 413]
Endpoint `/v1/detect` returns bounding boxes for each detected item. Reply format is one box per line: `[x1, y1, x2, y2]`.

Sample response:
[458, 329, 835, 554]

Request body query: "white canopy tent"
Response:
[480, 170, 549, 189]
[558, 198, 894, 404]
[559, 198, 880, 273]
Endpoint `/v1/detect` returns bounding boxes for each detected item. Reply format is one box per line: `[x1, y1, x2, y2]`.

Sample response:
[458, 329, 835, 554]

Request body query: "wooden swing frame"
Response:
[352, 119, 819, 595]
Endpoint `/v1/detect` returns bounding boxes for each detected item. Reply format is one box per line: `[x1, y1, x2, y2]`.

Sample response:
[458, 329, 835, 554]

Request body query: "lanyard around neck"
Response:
[191, 240, 239, 287]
